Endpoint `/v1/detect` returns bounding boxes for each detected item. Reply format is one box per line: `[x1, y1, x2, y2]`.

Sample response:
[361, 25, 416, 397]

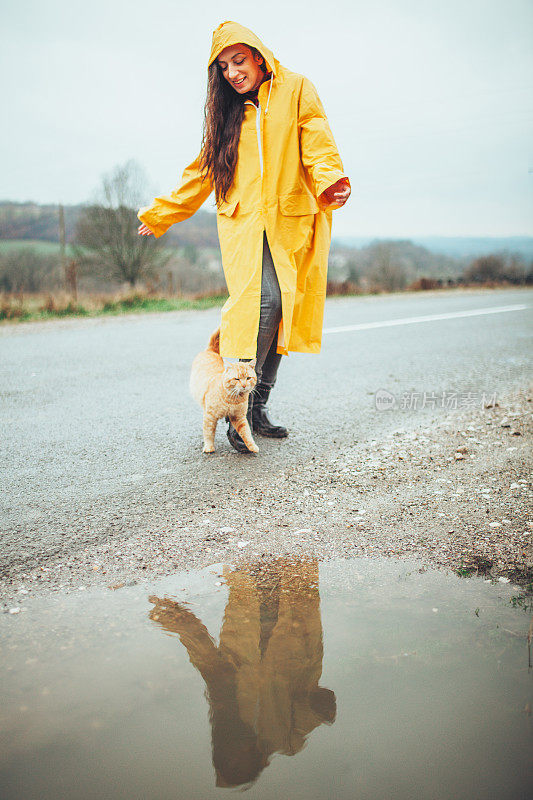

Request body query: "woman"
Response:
[138, 21, 350, 452]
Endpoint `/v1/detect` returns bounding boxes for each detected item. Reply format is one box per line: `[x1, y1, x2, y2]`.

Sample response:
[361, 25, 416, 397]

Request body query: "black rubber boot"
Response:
[226, 394, 254, 453]
[251, 385, 288, 438]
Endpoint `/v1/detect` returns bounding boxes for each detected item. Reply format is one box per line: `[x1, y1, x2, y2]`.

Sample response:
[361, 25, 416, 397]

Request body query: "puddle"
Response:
[1, 558, 532, 799]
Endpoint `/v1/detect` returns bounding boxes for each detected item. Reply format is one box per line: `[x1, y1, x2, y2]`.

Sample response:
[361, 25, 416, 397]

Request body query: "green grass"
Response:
[0, 239, 64, 255]
[0, 293, 228, 323]
[0, 239, 181, 258]
[99, 294, 227, 316]
[455, 564, 476, 578]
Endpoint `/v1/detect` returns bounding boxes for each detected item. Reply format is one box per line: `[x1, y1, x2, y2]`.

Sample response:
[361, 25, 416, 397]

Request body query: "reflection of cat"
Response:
[189, 329, 258, 453]
[149, 559, 336, 789]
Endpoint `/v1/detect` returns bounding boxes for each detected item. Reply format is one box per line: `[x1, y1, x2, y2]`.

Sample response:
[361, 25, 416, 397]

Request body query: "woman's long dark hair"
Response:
[200, 48, 266, 204]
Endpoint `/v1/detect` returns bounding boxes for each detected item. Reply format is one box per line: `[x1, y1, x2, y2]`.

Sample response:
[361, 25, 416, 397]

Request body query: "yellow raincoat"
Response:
[137, 21, 349, 358]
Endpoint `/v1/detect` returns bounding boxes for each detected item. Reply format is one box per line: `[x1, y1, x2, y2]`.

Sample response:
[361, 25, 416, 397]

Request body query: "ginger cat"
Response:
[190, 329, 258, 454]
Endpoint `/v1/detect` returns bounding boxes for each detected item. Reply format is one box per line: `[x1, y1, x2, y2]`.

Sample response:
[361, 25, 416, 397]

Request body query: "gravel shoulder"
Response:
[2, 384, 531, 608]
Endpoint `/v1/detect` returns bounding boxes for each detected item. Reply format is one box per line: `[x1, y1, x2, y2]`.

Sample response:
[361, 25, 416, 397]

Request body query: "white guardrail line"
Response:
[322, 304, 530, 335]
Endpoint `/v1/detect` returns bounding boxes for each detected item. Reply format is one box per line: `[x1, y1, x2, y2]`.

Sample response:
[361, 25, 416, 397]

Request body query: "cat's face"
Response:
[222, 360, 257, 398]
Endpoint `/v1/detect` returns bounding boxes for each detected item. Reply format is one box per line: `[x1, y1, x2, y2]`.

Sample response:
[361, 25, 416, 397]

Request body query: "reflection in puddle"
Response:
[149, 560, 335, 788]
[1, 557, 532, 799]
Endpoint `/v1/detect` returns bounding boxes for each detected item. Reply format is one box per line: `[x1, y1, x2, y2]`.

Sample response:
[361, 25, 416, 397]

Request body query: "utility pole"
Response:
[66, 261, 78, 302]
[58, 203, 67, 290]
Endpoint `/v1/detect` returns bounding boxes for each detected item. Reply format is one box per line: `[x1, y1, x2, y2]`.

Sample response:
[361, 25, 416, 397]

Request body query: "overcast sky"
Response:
[2, 0, 532, 237]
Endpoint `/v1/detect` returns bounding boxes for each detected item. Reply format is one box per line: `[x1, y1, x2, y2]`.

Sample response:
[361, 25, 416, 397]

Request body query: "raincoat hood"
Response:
[208, 20, 279, 76]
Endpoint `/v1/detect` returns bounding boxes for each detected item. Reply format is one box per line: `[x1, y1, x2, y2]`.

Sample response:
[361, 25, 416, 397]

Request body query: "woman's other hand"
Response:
[138, 223, 154, 236]
[322, 178, 351, 207]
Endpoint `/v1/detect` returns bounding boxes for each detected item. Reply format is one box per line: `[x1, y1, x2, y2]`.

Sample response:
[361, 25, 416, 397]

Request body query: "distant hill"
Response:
[2, 201, 531, 262]
[335, 235, 533, 261]
[0, 201, 219, 248]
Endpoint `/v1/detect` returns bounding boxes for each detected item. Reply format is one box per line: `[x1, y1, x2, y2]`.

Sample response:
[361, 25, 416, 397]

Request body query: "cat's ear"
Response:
[248, 358, 257, 369]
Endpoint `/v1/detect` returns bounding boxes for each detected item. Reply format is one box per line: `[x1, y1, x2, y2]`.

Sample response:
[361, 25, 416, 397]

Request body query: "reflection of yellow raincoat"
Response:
[149, 560, 335, 788]
[137, 21, 348, 358]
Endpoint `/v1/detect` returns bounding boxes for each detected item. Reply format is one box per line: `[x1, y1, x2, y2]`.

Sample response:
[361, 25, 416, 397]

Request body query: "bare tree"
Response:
[72, 160, 170, 287]
[0, 248, 61, 292]
[463, 254, 505, 283]
[463, 251, 528, 284]
[367, 241, 409, 291]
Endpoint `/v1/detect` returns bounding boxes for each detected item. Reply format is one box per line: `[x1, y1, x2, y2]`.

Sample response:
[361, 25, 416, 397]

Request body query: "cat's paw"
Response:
[203, 445, 215, 454]
[246, 443, 259, 453]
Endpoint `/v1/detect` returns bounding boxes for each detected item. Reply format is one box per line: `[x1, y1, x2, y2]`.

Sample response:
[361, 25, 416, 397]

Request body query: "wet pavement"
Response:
[1, 557, 532, 799]
[1, 287, 531, 590]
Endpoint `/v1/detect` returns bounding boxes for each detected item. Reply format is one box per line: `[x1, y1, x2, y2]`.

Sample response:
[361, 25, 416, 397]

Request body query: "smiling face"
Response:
[216, 43, 265, 94]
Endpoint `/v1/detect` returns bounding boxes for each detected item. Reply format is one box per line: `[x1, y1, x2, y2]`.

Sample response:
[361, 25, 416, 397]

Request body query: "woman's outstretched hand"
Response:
[322, 178, 351, 207]
[138, 223, 154, 236]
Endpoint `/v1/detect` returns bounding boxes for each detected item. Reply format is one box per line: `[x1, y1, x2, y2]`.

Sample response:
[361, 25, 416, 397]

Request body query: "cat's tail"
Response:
[207, 328, 220, 354]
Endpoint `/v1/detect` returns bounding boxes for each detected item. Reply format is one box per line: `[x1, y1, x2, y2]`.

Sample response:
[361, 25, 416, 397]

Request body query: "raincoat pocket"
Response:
[217, 199, 239, 217]
[278, 193, 319, 216]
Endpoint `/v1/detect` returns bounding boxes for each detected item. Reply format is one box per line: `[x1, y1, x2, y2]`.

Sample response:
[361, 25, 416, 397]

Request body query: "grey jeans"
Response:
[241, 232, 283, 390]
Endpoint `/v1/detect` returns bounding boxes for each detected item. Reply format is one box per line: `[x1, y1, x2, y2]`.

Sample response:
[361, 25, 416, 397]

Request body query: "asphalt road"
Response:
[1, 287, 532, 580]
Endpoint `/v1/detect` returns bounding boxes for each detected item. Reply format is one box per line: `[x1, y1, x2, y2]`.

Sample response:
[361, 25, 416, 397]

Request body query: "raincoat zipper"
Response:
[244, 99, 263, 179]
[255, 103, 263, 178]
[243, 75, 272, 181]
